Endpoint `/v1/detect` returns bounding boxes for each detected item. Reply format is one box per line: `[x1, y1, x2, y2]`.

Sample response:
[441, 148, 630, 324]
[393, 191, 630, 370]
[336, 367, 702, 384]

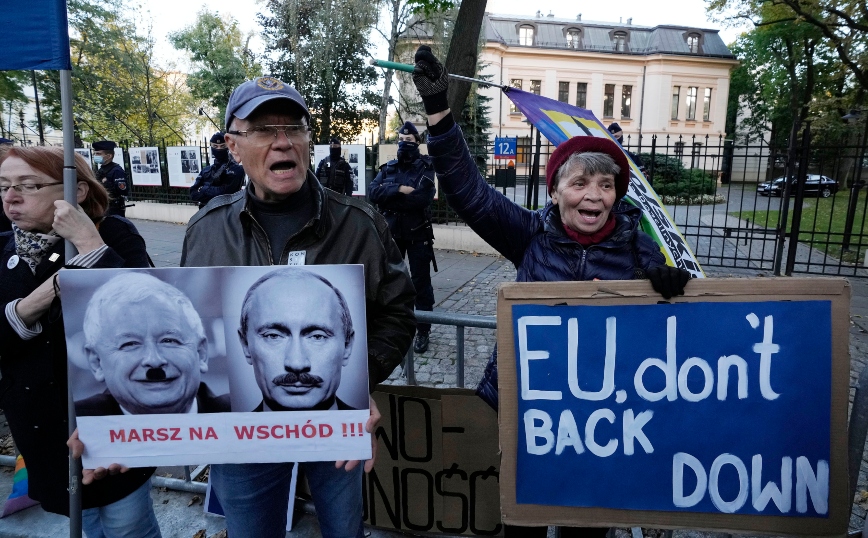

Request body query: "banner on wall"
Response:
[496, 278, 850, 536]
[313, 144, 366, 196]
[166, 146, 202, 187]
[128, 147, 162, 186]
[60, 265, 372, 468]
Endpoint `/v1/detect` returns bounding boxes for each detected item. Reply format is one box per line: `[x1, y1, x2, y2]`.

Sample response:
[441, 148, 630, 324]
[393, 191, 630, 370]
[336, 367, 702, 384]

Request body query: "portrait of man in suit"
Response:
[75, 272, 230, 416]
[238, 268, 356, 412]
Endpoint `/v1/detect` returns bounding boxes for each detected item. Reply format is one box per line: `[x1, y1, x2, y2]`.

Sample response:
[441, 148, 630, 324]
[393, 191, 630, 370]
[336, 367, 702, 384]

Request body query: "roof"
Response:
[483, 13, 735, 58]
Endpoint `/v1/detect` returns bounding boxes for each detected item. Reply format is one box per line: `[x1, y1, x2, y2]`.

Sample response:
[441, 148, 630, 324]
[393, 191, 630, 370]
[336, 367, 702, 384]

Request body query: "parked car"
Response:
[757, 175, 839, 198]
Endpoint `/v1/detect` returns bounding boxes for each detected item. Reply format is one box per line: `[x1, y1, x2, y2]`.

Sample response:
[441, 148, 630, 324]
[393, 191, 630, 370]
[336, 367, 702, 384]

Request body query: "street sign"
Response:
[495, 137, 517, 159]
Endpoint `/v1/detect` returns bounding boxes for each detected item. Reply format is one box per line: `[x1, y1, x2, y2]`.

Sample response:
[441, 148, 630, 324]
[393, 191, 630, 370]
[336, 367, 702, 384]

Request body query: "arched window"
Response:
[613, 32, 627, 52]
[519, 25, 535, 46]
[566, 28, 581, 49]
[687, 33, 701, 53]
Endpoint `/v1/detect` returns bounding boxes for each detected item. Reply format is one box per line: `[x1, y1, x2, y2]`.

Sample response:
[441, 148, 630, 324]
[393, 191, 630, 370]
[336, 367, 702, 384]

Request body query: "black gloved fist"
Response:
[413, 45, 450, 115]
[647, 265, 692, 300]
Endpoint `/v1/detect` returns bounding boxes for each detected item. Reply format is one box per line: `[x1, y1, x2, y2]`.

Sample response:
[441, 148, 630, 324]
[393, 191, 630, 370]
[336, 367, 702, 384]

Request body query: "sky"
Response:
[146, 0, 747, 67]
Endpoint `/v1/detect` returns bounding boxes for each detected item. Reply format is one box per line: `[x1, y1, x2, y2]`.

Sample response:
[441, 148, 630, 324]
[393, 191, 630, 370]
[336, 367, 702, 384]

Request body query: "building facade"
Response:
[398, 12, 737, 171]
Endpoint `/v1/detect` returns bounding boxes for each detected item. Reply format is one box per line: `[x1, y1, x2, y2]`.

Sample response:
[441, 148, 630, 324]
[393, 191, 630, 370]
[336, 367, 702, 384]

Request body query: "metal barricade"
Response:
[404, 310, 496, 388]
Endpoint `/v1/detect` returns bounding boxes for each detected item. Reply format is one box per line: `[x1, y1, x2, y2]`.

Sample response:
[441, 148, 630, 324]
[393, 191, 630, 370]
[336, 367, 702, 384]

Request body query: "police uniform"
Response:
[369, 122, 435, 352]
[93, 140, 129, 217]
[191, 133, 245, 208]
[315, 136, 355, 196]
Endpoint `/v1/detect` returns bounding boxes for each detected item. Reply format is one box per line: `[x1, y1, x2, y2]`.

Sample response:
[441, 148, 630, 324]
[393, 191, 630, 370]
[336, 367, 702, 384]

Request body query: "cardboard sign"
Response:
[364, 386, 502, 536]
[60, 265, 371, 468]
[497, 278, 850, 535]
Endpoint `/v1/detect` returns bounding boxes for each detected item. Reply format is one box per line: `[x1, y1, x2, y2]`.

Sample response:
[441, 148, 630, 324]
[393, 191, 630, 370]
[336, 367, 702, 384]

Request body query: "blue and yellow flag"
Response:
[505, 88, 704, 277]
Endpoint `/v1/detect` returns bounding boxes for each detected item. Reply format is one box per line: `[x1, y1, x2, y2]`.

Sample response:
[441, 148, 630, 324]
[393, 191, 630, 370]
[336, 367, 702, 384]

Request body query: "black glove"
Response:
[413, 45, 449, 115]
[647, 266, 692, 300]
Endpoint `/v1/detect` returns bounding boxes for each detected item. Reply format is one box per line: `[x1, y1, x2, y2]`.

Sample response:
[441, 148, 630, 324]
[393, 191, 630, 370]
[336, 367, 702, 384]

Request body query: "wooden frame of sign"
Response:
[497, 278, 850, 536]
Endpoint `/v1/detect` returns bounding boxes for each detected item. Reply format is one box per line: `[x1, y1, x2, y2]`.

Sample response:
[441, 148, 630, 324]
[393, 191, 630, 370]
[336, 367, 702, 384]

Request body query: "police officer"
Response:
[369, 121, 436, 354]
[315, 136, 355, 196]
[190, 132, 245, 208]
[92, 140, 129, 217]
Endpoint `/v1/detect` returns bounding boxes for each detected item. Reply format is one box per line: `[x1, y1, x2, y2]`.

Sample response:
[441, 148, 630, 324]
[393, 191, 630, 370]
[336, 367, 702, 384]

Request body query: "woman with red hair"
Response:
[0, 147, 161, 537]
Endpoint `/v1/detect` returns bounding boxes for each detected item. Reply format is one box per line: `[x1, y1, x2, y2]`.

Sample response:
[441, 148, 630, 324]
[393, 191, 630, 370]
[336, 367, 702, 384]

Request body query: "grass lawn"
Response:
[729, 190, 868, 263]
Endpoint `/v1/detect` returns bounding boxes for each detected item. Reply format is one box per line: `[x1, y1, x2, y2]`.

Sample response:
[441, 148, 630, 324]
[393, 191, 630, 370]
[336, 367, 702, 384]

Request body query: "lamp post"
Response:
[198, 108, 221, 131]
[18, 110, 26, 146]
[841, 109, 867, 252]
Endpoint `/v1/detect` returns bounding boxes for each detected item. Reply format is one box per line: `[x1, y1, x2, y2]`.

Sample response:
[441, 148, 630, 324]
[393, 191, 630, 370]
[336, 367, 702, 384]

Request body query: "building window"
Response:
[686, 86, 698, 120]
[517, 136, 530, 164]
[675, 141, 685, 157]
[687, 34, 700, 53]
[703, 88, 712, 121]
[558, 81, 569, 103]
[603, 84, 615, 118]
[510, 79, 522, 113]
[530, 80, 541, 95]
[519, 25, 534, 46]
[613, 32, 627, 52]
[691, 142, 703, 168]
[671, 86, 680, 120]
[566, 29, 581, 49]
[621, 85, 632, 118]
[576, 82, 587, 108]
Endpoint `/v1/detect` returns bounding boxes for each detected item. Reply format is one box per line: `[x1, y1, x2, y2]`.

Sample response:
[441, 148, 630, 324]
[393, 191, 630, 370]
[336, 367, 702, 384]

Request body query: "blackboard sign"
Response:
[498, 279, 850, 536]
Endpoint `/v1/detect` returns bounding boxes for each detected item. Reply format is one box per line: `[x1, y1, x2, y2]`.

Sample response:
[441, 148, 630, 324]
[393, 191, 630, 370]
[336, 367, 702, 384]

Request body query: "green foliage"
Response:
[406, 0, 457, 17]
[639, 153, 716, 197]
[260, 0, 380, 143]
[0, 71, 28, 140]
[170, 11, 262, 129]
[37, 0, 194, 145]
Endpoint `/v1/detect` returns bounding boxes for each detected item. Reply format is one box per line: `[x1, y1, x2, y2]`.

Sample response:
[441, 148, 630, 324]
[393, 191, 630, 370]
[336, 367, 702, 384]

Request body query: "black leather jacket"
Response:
[181, 172, 416, 386]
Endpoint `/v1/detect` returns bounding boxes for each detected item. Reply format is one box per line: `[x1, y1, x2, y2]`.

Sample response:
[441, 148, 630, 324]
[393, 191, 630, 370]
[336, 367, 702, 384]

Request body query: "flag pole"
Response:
[369, 59, 509, 90]
[60, 68, 83, 538]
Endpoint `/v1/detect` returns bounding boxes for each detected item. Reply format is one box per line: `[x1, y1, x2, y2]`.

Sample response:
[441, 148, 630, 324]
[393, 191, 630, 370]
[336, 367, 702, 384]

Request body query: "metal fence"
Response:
[110, 126, 868, 278]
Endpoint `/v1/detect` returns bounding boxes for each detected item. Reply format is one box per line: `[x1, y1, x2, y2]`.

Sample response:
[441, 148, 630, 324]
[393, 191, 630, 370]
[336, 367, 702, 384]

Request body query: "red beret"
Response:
[546, 136, 631, 199]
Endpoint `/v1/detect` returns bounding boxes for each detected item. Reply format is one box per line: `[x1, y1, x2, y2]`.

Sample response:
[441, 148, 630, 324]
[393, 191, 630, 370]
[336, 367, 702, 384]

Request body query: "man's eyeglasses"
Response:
[0, 182, 64, 196]
[227, 125, 311, 146]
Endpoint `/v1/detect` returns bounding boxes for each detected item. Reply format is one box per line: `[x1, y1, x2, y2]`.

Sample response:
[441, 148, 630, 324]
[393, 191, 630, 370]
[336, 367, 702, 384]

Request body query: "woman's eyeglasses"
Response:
[0, 182, 64, 196]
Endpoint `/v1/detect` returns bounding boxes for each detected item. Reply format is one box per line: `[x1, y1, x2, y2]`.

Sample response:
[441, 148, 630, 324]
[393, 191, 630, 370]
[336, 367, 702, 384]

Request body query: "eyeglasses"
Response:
[0, 182, 65, 196]
[227, 125, 311, 146]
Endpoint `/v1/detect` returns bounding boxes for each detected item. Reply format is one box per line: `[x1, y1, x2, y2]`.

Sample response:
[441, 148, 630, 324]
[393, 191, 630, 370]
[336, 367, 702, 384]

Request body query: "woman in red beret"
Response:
[410, 45, 692, 538]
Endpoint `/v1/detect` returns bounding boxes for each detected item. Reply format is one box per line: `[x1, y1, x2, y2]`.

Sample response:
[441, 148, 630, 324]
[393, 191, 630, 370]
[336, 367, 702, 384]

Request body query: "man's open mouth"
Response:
[270, 160, 297, 174]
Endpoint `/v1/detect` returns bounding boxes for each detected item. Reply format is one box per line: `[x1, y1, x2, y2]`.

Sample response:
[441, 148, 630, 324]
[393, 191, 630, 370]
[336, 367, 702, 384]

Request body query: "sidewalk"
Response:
[2, 218, 868, 537]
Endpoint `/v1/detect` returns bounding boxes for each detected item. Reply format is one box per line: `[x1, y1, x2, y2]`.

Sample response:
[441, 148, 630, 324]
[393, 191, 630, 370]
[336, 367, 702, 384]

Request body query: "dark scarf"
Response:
[561, 213, 616, 247]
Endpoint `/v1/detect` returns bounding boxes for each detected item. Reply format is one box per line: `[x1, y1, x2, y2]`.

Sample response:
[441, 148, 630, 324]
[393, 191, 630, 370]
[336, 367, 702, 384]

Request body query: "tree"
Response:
[170, 11, 262, 128]
[0, 71, 28, 140]
[37, 0, 194, 145]
[259, 0, 381, 143]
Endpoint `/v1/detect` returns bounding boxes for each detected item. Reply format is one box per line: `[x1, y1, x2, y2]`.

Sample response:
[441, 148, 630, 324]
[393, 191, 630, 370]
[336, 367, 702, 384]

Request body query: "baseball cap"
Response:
[225, 77, 310, 129]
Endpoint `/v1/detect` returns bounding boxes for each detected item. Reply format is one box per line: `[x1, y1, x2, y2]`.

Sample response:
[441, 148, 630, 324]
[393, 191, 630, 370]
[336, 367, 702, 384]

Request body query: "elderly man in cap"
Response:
[92, 140, 129, 216]
[180, 77, 415, 537]
[369, 121, 436, 354]
[190, 132, 245, 208]
[315, 135, 355, 195]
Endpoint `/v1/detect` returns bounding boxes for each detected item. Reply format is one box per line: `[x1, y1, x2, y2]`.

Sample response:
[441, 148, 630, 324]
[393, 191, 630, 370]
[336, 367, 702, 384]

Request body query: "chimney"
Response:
[577, 13, 582, 21]
[627, 17, 632, 25]
[535, 10, 541, 17]
[619, 17, 622, 23]
[547, 11, 554, 17]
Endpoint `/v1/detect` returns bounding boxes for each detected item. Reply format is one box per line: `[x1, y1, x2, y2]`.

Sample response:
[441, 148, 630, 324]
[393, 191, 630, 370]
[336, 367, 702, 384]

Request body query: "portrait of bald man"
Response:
[75, 272, 230, 416]
[238, 268, 361, 412]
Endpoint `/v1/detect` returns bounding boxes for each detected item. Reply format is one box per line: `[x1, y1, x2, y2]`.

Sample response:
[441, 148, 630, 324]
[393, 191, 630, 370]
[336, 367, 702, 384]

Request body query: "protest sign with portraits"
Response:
[497, 278, 850, 536]
[60, 265, 371, 468]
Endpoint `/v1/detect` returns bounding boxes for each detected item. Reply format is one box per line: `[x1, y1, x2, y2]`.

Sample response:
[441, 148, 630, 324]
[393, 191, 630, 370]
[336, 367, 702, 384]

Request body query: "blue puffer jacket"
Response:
[427, 123, 666, 409]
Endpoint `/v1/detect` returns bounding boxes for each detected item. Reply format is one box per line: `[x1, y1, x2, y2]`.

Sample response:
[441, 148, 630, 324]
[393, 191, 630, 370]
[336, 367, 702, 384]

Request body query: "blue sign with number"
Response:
[495, 137, 517, 159]
[512, 301, 832, 517]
